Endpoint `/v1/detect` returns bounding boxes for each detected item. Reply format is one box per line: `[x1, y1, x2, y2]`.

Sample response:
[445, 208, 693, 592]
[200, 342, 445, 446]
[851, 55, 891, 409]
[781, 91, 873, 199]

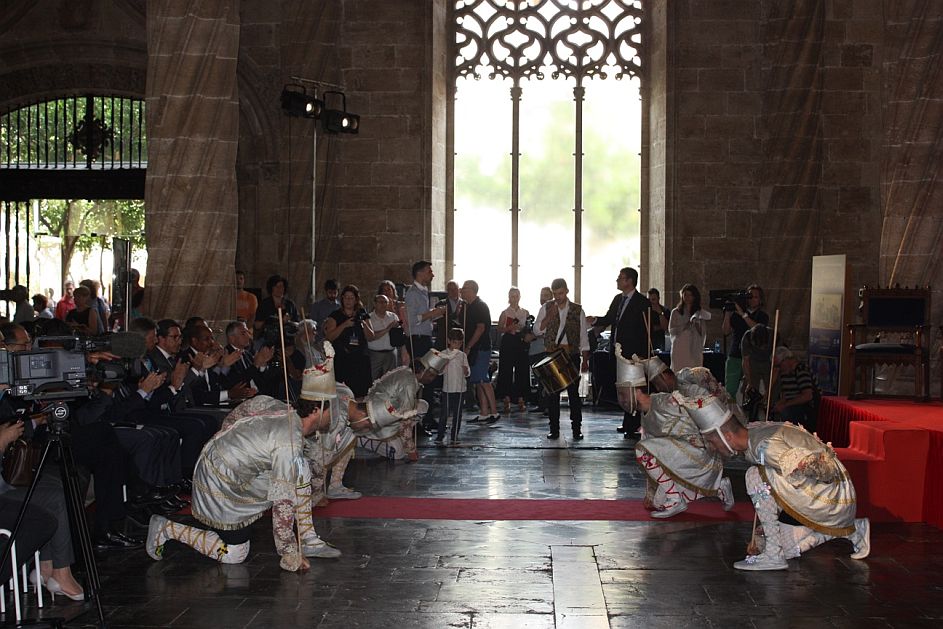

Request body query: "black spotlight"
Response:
[281, 85, 322, 119]
[321, 91, 360, 134]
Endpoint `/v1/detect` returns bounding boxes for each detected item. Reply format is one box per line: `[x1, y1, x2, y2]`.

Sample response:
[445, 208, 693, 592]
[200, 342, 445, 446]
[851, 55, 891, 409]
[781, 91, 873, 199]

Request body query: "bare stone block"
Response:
[823, 66, 864, 90]
[698, 68, 744, 92]
[841, 43, 873, 67]
[827, 138, 871, 161]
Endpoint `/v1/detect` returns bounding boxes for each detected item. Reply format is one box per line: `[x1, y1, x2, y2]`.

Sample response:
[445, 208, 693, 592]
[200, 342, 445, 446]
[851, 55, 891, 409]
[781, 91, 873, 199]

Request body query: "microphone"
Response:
[103, 332, 147, 359]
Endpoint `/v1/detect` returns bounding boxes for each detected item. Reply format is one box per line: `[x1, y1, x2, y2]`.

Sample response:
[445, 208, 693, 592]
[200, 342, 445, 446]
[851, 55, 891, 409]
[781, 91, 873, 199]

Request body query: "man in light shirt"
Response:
[533, 278, 590, 441]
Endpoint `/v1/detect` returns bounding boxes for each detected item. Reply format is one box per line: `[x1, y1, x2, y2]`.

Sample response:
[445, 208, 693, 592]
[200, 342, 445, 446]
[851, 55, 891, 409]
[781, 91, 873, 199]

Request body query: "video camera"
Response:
[262, 317, 299, 348]
[0, 332, 147, 401]
[709, 289, 751, 313]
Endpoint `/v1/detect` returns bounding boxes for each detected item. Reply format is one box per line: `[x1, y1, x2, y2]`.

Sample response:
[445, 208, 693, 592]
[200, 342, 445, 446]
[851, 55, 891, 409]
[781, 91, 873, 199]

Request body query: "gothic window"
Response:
[452, 0, 642, 313]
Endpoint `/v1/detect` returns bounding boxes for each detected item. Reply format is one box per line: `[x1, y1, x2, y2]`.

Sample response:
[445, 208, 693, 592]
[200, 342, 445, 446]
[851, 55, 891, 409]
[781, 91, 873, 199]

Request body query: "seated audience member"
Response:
[182, 323, 254, 407]
[139, 318, 223, 479]
[0, 420, 84, 599]
[771, 347, 817, 431]
[223, 320, 275, 393]
[33, 293, 55, 319]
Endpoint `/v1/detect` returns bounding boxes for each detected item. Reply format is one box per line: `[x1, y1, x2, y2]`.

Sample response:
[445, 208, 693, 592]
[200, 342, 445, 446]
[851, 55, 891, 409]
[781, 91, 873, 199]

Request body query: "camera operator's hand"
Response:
[171, 360, 189, 389]
[228, 381, 257, 401]
[255, 345, 275, 368]
[0, 420, 24, 450]
[87, 350, 121, 364]
[220, 348, 243, 369]
[138, 371, 166, 393]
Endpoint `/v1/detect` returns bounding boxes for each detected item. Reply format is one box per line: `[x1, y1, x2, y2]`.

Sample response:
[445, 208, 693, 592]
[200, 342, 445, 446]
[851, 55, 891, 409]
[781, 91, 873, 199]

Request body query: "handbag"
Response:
[2, 438, 42, 487]
[389, 325, 407, 348]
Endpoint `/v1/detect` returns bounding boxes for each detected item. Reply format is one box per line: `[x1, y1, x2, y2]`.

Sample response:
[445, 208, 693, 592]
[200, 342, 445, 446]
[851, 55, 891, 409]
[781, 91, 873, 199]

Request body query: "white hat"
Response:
[639, 355, 668, 381]
[300, 340, 337, 401]
[362, 367, 426, 439]
[614, 344, 646, 388]
[673, 391, 732, 434]
[420, 348, 449, 374]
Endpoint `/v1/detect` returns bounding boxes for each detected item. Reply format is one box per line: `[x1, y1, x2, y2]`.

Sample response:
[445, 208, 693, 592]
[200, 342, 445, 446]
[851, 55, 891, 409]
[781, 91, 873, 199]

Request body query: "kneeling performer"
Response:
[146, 362, 341, 572]
[681, 393, 871, 571]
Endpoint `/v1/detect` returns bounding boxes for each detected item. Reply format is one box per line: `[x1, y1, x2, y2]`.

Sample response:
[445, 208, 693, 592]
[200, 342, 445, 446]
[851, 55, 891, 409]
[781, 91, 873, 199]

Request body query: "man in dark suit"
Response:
[182, 323, 255, 408]
[592, 267, 652, 438]
[222, 320, 275, 394]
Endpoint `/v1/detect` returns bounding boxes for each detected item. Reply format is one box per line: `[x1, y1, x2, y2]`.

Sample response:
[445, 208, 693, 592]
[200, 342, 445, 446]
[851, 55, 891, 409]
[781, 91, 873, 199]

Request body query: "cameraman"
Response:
[721, 284, 769, 399]
[0, 323, 144, 551]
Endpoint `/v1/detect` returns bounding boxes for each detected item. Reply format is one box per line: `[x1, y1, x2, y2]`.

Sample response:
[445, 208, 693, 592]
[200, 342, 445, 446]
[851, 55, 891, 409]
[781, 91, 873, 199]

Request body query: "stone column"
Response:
[143, 0, 240, 324]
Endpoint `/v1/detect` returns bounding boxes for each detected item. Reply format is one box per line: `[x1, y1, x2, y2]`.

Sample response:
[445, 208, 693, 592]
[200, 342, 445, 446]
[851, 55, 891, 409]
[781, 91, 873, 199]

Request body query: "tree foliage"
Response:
[455, 97, 640, 240]
[38, 199, 146, 282]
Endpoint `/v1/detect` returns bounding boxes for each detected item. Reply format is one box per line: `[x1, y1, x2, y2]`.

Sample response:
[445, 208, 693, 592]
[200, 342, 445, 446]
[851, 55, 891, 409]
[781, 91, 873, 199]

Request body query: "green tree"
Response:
[456, 96, 640, 241]
[38, 199, 146, 283]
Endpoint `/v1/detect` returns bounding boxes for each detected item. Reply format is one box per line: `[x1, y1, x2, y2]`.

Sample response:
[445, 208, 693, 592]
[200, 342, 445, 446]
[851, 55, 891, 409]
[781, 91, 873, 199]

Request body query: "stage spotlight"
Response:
[281, 86, 322, 119]
[321, 91, 360, 134]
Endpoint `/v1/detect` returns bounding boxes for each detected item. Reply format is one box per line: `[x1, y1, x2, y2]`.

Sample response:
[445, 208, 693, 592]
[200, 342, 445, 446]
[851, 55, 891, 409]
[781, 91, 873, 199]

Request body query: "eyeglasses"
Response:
[164, 334, 182, 340]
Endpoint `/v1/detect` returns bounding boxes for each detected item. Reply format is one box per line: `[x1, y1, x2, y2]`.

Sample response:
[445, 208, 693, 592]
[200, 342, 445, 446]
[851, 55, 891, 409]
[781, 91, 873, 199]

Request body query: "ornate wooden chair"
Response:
[847, 286, 931, 401]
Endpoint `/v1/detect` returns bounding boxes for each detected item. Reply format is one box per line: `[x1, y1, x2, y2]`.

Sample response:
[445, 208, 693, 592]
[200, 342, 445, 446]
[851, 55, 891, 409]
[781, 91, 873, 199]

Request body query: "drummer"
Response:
[532, 278, 591, 441]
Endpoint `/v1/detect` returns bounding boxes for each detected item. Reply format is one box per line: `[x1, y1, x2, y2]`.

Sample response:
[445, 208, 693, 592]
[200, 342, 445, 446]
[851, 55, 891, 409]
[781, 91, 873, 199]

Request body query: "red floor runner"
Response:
[314, 497, 755, 522]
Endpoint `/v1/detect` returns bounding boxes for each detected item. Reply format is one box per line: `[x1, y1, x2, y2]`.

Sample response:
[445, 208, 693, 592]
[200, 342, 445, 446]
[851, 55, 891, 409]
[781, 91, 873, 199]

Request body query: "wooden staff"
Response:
[643, 309, 652, 393]
[764, 309, 780, 422]
[276, 307, 304, 559]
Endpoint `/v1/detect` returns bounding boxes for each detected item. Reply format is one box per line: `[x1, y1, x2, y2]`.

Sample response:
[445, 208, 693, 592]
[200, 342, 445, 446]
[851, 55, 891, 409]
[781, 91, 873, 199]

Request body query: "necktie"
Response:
[618, 294, 629, 319]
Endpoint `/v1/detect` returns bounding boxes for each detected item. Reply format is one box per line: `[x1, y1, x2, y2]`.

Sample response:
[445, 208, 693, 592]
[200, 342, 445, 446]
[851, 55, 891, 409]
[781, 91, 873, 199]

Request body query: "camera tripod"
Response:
[0, 401, 106, 628]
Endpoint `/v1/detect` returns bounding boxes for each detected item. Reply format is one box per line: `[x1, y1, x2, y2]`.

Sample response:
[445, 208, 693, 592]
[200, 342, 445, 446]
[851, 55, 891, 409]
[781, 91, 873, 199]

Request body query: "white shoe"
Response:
[146, 514, 170, 561]
[651, 501, 688, 519]
[301, 539, 342, 558]
[718, 477, 735, 511]
[327, 486, 362, 500]
[733, 552, 788, 571]
[849, 518, 871, 560]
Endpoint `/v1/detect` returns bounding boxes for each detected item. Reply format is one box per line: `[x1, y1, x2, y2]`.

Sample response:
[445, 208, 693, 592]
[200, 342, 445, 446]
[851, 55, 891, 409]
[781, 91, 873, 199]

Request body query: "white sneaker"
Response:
[718, 477, 735, 511]
[651, 500, 688, 519]
[327, 486, 362, 500]
[301, 539, 342, 558]
[733, 552, 788, 571]
[849, 518, 871, 560]
[146, 515, 170, 561]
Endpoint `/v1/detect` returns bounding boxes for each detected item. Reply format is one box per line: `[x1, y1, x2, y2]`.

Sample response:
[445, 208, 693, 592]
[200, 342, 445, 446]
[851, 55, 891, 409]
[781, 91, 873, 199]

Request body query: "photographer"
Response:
[0, 323, 144, 552]
[495, 287, 530, 414]
[721, 284, 769, 399]
[322, 284, 372, 397]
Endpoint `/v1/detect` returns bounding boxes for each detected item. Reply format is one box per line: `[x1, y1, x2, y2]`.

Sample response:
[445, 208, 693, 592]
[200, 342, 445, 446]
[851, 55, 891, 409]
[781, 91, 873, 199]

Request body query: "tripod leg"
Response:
[57, 435, 107, 627]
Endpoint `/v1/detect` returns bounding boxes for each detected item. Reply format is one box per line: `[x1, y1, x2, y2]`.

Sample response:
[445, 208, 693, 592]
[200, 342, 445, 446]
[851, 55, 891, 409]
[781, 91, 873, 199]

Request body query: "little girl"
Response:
[436, 328, 470, 446]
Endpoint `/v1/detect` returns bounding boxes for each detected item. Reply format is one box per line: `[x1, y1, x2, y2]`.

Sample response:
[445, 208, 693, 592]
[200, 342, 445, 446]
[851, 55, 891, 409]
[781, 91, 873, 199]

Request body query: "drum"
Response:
[533, 350, 579, 393]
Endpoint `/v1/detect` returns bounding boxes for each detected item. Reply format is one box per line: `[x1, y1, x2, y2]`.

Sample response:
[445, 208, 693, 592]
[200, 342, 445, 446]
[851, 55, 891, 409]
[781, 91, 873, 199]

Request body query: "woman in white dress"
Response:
[668, 284, 711, 371]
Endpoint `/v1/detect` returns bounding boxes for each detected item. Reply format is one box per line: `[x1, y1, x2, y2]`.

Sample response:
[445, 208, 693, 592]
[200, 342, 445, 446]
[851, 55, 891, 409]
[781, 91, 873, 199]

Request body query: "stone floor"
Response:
[15, 404, 943, 628]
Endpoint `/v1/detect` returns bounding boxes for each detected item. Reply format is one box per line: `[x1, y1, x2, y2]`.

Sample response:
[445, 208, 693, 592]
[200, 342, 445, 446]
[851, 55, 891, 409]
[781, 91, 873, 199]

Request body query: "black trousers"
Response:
[409, 335, 437, 421]
[0, 496, 58, 582]
[547, 354, 582, 433]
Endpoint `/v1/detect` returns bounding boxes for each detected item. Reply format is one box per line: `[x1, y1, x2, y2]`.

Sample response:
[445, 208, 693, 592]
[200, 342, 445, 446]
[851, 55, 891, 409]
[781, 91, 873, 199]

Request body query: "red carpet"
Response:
[314, 497, 755, 522]
[819, 396, 943, 528]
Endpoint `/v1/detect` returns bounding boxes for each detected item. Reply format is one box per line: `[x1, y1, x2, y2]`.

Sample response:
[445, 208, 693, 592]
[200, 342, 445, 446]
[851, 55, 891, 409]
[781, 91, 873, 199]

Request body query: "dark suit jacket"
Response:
[180, 347, 229, 407]
[143, 348, 192, 413]
[595, 291, 652, 359]
[221, 344, 272, 392]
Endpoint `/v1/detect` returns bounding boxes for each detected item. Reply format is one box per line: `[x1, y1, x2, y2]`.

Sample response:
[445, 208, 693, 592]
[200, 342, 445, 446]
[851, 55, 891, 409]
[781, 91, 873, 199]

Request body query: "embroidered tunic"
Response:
[745, 422, 857, 536]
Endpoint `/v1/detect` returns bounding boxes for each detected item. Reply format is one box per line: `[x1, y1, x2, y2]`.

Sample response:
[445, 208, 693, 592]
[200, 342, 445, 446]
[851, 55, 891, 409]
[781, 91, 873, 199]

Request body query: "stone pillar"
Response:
[644, 0, 884, 350]
[143, 0, 240, 324]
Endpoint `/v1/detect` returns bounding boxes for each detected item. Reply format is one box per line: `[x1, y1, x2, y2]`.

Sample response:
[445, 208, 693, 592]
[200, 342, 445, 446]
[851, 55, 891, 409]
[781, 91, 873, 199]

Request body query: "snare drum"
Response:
[533, 350, 579, 393]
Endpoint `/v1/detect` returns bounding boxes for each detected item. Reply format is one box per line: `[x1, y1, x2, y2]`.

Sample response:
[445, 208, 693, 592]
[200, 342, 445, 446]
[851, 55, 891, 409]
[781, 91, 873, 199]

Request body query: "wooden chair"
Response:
[847, 286, 931, 401]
